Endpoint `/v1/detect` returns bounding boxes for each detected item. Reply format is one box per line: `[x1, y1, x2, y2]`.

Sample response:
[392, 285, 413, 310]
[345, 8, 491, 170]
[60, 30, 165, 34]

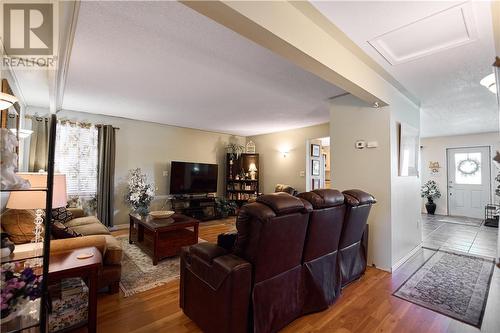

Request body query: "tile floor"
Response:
[421, 214, 498, 258]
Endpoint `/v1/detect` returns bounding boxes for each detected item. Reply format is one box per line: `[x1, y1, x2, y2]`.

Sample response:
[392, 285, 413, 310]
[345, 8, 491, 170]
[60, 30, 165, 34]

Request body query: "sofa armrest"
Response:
[217, 232, 237, 251]
[68, 208, 86, 219]
[180, 243, 251, 333]
[182, 243, 250, 290]
[190, 242, 228, 263]
[50, 235, 106, 256]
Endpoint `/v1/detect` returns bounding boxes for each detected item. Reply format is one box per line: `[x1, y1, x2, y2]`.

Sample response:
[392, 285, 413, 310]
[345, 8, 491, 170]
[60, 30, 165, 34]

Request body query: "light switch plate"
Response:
[163, 171, 169, 177]
[299, 171, 305, 177]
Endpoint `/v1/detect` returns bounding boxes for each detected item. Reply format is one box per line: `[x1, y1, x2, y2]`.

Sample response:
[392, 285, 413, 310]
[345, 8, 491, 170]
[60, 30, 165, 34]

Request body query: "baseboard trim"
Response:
[391, 243, 423, 272]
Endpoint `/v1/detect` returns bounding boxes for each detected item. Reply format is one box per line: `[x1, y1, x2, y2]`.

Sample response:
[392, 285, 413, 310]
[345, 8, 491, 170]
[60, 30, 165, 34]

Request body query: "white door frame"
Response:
[446, 145, 491, 217]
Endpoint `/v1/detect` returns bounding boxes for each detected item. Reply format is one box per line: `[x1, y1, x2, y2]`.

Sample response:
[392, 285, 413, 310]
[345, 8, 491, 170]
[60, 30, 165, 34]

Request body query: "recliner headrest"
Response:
[297, 189, 344, 209]
[343, 189, 376, 206]
[256, 192, 308, 215]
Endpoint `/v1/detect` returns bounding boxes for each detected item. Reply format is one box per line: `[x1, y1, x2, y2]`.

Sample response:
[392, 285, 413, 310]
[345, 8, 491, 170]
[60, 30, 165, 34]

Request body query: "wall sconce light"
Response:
[279, 148, 289, 158]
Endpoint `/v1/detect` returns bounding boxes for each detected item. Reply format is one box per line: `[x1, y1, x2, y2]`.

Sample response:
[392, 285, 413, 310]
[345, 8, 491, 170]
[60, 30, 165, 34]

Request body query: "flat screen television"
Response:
[170, 161, 218, 195]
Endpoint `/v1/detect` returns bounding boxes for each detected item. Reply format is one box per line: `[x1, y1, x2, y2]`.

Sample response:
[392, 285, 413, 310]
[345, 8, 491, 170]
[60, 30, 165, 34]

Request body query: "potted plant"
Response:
[226, 143, 245, 161]
[125, 168, 155, 217]
[215, 197, 237, 218]
[421, 180, 441, 215]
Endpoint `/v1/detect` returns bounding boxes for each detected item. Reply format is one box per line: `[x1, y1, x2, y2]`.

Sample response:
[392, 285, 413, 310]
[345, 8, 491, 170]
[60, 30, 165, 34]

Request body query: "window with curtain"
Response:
[54, 121, 98, 196]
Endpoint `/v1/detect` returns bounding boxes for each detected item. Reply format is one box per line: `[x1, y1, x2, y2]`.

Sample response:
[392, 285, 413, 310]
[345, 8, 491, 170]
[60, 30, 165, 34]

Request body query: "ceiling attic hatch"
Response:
[368, 2, 477, 65]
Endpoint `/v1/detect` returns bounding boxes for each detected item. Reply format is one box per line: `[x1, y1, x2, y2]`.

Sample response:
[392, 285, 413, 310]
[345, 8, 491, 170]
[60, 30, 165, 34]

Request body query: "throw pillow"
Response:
[0, 209, 36, 244]
[51, 222, 82, 239]
[50, 207, 73, 224]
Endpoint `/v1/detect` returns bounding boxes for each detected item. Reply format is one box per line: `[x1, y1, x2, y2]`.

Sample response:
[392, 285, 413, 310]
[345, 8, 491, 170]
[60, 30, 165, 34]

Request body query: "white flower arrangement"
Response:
[421, 180, 441, 200]
[125, 168, 155, 213]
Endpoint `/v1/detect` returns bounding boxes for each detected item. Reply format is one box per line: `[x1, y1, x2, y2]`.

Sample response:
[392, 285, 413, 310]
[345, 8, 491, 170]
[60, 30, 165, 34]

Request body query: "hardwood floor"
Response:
[76, 219, 500, 333]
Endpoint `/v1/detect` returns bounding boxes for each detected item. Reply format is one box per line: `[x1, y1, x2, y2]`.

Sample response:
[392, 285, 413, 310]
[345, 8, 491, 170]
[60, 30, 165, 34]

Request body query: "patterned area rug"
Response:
[117, 236, 205, 297]
[394, 250, 494, 328]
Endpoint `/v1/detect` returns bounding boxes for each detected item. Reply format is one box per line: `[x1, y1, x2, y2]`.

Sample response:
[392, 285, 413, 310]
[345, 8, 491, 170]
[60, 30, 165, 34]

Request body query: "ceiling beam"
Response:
[291, 1, 419, 107]
[53, 0, 80, 113]
[180, 1, 419, 108]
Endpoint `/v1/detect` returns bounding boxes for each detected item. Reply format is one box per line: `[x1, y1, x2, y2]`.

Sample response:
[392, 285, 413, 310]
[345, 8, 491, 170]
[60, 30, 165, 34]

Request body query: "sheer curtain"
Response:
[54, 121, 98, 196]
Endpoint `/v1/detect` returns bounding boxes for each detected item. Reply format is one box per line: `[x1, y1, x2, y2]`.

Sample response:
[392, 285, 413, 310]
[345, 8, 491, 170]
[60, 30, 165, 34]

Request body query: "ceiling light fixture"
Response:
[480, 73, 496, 94]
[0, 92, 18, 110]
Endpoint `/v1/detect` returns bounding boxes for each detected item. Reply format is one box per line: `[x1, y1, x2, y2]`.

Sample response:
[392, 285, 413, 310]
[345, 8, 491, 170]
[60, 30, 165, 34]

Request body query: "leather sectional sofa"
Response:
[180, 189, 375, 333]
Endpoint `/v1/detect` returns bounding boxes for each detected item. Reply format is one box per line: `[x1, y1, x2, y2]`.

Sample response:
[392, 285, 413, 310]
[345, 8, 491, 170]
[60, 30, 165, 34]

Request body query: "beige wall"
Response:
[248, 123, 329, 194]
[330, 95, 392, 271]
[389, 93, 422, 269]
[52, 110, 246, 225]
[421, 132, 500, 216]
[330, 92, 421, 272]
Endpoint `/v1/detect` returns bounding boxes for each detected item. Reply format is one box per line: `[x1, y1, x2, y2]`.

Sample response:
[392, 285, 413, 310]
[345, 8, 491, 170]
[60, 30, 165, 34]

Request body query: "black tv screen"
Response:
[170, 161, 218, 194]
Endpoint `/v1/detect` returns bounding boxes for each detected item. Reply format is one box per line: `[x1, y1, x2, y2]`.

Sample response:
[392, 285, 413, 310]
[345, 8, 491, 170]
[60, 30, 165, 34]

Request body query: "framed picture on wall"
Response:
[312, 178, 320, 190]
[312, 159, 320, 176]
[311, 144, 320, 157]
[398, 123, 419, 177]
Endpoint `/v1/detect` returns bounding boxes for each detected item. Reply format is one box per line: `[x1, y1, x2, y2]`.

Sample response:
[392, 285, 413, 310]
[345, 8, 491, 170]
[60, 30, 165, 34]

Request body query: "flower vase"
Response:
[135, 206, 150, 217]
[425, 197, 436, 215]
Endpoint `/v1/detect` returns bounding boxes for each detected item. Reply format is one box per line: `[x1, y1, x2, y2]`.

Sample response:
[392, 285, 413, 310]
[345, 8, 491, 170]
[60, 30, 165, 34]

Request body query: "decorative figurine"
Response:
[0, 129, 30, 190]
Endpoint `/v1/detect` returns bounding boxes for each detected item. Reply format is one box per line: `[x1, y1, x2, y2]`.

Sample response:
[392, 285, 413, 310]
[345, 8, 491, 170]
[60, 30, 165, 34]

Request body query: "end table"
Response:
[49, 247, 102, 333]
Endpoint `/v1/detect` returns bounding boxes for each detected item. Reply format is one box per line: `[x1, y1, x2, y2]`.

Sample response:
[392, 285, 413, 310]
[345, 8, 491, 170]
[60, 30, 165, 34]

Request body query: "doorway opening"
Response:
[306, 137, 330, 191]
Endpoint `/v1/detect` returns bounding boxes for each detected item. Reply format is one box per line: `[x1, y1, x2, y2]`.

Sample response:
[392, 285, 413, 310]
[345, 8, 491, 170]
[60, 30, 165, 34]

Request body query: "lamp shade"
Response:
[0, 92, 18, 110]
[248, 163, 258, 172]
[6, 173, 67, 209]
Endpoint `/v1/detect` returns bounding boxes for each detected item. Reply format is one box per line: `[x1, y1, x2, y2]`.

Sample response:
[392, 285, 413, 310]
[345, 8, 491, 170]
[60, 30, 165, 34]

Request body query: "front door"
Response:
[447, 146, 491, 218]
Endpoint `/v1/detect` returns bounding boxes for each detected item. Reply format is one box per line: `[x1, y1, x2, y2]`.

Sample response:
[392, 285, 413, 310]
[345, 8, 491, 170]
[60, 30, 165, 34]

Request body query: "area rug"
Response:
[394, 250, 494, 328]
[117, 236, 206, 297]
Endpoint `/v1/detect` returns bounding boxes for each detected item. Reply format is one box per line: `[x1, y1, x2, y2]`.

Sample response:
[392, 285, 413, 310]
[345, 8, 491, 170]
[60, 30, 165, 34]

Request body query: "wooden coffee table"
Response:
[129, 213, 199, 265]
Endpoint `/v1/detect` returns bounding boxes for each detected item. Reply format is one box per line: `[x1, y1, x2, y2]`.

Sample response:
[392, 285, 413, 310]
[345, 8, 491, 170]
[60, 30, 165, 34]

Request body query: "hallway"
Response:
[421, 214, 498, 258]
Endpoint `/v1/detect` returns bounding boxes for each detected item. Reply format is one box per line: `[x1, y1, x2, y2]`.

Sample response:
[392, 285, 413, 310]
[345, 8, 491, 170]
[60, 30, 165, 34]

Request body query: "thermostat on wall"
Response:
[355, 140, 366, 149]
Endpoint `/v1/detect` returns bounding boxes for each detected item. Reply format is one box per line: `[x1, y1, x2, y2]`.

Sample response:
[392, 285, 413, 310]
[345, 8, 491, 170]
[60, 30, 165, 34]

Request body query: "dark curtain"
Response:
[28, 117, 49, 172]
[97, 125, 116, 227]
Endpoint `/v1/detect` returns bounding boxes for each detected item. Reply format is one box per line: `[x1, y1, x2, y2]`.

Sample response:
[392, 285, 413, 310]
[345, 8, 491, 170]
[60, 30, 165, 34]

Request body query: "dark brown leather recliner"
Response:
[339, 189, 376, 287]
[180, 193, 311, 333]
[297, 189, 346, 313]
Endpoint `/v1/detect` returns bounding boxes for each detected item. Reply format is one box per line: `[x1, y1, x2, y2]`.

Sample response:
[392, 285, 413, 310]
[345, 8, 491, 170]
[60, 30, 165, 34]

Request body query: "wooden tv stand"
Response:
[171, 196, 217, 221]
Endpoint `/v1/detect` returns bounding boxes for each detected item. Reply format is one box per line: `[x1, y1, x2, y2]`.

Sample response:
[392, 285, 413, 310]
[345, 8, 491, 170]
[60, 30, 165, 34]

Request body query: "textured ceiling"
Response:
[312, 0, 498, 138]
[59, 1, 344, 136]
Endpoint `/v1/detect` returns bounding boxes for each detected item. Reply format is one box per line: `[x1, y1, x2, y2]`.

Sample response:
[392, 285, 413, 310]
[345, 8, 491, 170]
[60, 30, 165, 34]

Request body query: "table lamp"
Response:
[6, 173, 67, 244]
[248, 163, 258, 180]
